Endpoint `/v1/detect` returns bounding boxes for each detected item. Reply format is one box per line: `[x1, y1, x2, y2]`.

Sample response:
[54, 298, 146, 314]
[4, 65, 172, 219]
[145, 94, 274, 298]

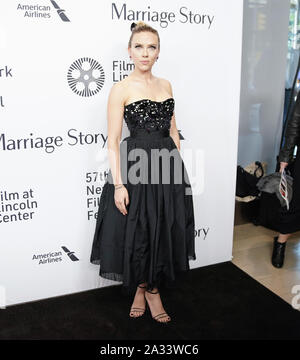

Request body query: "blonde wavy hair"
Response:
[128, 21, 160, 49]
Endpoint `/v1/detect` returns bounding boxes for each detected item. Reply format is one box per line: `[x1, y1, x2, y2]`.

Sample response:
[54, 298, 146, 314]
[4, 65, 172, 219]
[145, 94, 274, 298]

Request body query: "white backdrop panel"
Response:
[0, 0, 243, 306]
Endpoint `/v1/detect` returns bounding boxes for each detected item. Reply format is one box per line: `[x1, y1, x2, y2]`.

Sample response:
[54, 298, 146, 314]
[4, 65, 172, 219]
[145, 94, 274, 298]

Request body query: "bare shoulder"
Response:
[109, 80, 125, 96]
[157, 77, 173, 96]
[107, 80, 127, 106]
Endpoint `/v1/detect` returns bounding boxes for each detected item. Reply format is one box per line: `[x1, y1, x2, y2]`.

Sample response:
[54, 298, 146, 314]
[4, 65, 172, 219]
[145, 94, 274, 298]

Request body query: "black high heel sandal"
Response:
[145, 288, 171, 324]
[129, 284, 147, 319]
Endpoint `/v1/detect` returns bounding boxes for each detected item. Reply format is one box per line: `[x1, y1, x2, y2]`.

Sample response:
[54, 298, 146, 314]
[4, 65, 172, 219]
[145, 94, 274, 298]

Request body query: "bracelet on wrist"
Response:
[114, 184, 124, 190]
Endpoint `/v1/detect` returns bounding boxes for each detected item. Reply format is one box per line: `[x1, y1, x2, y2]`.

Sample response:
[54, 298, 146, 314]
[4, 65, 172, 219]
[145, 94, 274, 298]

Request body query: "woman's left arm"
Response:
[166, 80, 180, 151]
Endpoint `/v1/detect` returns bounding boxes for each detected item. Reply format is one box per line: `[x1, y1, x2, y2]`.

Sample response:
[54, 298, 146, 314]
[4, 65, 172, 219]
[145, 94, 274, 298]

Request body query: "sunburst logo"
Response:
[67, 57, 105, 97]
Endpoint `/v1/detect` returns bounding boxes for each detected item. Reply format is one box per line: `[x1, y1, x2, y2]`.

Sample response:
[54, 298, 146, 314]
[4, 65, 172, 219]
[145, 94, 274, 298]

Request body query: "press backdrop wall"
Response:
[0, 0, 243, 306]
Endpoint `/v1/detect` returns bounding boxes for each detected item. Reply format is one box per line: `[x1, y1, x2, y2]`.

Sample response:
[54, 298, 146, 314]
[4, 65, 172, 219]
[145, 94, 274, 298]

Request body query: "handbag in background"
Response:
[236, 161, 264, 198]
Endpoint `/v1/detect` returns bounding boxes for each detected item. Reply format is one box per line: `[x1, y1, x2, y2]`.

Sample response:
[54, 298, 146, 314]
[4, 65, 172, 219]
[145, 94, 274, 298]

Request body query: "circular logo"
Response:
[67, 57, 105, 97]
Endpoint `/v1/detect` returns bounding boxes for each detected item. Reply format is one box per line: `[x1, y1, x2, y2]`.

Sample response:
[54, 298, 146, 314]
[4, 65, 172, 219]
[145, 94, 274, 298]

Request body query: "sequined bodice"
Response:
[124, 98, 175, 134]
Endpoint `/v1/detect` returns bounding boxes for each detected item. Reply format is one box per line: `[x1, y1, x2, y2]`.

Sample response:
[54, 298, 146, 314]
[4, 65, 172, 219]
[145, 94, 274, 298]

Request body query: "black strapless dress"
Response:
[90, 97, 196, 295]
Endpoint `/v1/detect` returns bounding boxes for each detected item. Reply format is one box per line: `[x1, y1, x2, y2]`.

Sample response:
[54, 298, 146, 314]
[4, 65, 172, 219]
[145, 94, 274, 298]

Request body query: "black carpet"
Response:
[1, 261, 300, 340]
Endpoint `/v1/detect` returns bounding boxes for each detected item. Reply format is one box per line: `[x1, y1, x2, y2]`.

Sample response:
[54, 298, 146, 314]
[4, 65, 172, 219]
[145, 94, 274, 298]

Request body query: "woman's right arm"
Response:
[279, 92, 300, 168]
[106, 82, 129, 215]
[107, 82, 125, 186]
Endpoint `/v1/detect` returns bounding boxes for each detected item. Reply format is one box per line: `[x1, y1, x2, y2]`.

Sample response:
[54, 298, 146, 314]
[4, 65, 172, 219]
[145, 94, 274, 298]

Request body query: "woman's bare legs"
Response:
[144, 287, 171, 323]
[278, 233, 291, 243]
[129, 282, 147, 318]
[129, 283, 171, 322]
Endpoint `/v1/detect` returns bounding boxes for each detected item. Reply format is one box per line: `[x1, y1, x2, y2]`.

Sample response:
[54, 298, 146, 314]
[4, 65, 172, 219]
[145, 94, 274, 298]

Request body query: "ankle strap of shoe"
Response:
[146, 289, 159, 294]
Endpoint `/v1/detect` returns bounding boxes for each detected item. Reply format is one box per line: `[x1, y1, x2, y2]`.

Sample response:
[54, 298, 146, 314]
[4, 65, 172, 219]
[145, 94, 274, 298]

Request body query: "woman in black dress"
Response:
[273, 91, 300, 267]
[90, 21, 196, 323]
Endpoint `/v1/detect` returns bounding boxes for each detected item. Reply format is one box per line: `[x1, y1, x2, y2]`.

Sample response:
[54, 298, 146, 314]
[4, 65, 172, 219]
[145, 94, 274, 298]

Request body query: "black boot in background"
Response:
[271, 236, 287, 268]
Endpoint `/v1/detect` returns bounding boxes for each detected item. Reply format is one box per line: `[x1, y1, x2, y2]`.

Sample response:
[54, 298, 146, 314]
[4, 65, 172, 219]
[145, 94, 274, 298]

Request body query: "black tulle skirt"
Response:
[90, 128, 196, 296]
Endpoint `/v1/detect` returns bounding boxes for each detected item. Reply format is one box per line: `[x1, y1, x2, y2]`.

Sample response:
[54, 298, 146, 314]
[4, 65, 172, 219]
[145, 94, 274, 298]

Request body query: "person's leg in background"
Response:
[272, 233, 291, 268]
